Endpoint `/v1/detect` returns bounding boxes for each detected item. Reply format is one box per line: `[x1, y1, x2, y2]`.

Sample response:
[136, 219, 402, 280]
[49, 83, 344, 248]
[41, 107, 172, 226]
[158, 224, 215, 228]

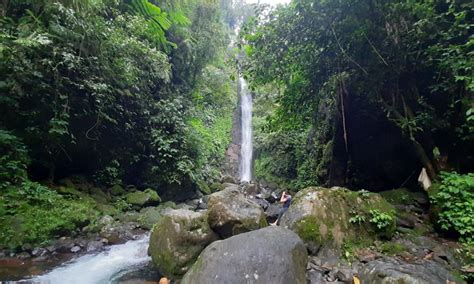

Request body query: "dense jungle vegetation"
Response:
[0, 0, 473, 277]
[0, 0, 243, 248]
[241, 0, 473, 273]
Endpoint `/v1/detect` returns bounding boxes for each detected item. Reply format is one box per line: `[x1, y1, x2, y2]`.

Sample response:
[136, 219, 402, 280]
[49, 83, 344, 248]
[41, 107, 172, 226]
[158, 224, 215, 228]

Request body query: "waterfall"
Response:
[29, 234, 150, 284]
[240, 77, 253, 182]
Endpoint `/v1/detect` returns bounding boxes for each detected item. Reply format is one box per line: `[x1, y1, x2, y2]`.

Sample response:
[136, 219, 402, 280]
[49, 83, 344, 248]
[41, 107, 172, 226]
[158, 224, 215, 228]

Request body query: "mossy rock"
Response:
[378, 241, 407, 256]
[125, 189, 161, 208]
[57, 186, 86, 198]
[148, 209, 218, 277]
[89, 187, 110, 204]
[109, 184, 125, 196]
[209, 182, 224, 193]
[138, 202, 176, 230]
[280, 187, 396, 253]
[96, 203, 119, 216]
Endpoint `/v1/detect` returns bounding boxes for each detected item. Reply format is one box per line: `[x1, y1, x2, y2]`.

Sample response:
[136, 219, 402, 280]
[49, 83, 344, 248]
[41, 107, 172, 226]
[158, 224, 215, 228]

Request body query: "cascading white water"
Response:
[30, 234, 150, 284]
[240, 77, 253, 182]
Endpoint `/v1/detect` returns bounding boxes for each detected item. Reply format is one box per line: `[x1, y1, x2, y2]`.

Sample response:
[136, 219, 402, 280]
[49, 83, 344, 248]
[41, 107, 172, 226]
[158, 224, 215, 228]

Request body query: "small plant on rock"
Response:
[349, 211, 366, 225]
[369, 209, 394, 230]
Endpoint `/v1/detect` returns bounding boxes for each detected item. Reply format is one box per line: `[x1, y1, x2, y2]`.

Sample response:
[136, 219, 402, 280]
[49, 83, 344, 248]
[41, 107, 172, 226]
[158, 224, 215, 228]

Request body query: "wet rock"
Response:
[220, 175, 237, 184]
[89, 187, 110, 203]
[96, 203, 119, 216]
[126, 189, 161, 209]
[359, 257, 459, 284]
[70, 246, 81, 253]
[356, 248, 378, 263]
[328, 267, 355, 282]
[242, 182, 259, 196]
[117, 211, 141, 223]
[251, 197, 270, 211]
[48, 238, 76, 253]
[148, 209, 218, 278]
[222, 182, 238, 190]
[280, 187, 396, 254]
[307, 269, 326, 284]
[432, 244, 462, 269]
[100, 222, 137, 244]
[265, 203, 281, 219]
[185, 198, 202, 209]
[396, 214, 417, 228]
[17, 252, 31, 259]
[209, 182, 224, 193]
[138, 203, 175, 230]
[109, 184, 125, 196]
[31, 248, 48, 257]
[98, 215, 114, 227]
[182, 226, 308, 284]
[207, 187, 267, 238]
[86, 240, 104, 252]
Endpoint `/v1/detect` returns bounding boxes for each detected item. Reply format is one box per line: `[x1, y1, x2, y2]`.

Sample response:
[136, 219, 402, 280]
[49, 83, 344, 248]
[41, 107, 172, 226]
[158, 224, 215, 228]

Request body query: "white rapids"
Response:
[29, 234, 150, 284]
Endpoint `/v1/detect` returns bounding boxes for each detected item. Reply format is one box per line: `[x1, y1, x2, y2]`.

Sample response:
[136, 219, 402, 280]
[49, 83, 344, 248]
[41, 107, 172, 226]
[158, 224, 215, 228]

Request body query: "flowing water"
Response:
[240, 77, 253, 182]
[28, 234, 151, 284]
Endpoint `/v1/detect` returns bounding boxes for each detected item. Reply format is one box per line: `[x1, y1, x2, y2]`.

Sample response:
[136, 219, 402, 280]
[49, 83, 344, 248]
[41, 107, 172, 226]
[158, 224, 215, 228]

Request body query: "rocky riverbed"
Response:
[0, 176, 469, 283]
[146, 179, 467, 283]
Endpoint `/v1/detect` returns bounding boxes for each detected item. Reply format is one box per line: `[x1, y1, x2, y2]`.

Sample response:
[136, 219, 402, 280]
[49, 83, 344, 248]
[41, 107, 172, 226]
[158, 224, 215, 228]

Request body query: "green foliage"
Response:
[369, 209, 395, 231]
[0, 0, 232, 191]
[0, 130, 29, 187]
[431, 172, 474, 242]
[184, 63, 236, 188]
[347, 198, 396, 236]
[348, 213, 366, 225]
[0, 0, 235, 250]
[0, 181, 99, 249]
[241, 0, 474, 187]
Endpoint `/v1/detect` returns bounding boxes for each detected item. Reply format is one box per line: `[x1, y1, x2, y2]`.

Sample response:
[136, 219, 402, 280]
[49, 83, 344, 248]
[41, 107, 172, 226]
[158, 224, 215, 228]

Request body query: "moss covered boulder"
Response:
[148, 209, 218, 277]
[207, 187, 268, 238]
[109, 184, 125, 196]
[138, 201, 176, 230]
[280, 187, 396, 254]
[125, 188, 161, 208]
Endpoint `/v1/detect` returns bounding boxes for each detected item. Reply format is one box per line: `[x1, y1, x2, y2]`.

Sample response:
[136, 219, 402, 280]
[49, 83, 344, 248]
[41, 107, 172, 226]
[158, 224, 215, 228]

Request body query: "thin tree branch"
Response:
[364, 34, 389, 66]
[331, 26, 368, 75]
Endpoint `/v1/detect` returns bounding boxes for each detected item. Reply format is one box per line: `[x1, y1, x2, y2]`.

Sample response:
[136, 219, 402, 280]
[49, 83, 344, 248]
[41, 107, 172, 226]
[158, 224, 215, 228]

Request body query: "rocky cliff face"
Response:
[223, 83, 242, 179]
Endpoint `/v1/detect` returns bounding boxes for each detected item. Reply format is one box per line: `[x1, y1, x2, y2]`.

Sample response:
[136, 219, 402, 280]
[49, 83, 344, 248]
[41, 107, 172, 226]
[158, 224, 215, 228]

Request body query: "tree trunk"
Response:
[413, 139, 437, 180]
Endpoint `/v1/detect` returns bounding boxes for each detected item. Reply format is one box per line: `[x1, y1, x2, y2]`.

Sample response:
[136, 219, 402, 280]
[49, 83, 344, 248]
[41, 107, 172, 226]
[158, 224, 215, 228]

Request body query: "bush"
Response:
[431, 172, 474, 242]
[0, 130, 29, 188]
[0, 181, 99, 249]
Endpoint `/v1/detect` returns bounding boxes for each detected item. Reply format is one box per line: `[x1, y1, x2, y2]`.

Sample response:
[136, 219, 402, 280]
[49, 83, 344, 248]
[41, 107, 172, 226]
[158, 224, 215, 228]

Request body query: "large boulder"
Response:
[181, 226, 308, 284]
[280, 187, 396, 255]
[109, 184, 125, 196]
[148, 209, 218, 277]
[207, 187, 267, 238]
[125, 189, 161, 208]
[137, 202, 176, 230]
[358, 257, 461, 283]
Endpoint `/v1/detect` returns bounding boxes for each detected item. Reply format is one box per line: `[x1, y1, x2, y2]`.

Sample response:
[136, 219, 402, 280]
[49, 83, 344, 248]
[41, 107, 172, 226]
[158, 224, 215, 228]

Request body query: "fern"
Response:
[127, 0, 190, 51]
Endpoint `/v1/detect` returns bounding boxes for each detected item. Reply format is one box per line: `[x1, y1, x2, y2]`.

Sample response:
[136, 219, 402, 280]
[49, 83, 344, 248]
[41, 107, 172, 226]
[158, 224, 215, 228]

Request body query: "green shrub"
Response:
[431, 172, 474, 242]
[369, 209, 395, 231]
[0, 181, 99, 249]
[0, 130, 29, 188]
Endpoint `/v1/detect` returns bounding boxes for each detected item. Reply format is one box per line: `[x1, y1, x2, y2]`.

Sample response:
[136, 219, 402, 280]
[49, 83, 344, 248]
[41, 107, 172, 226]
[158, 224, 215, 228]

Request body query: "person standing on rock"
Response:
[271, 191, 292, 226]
